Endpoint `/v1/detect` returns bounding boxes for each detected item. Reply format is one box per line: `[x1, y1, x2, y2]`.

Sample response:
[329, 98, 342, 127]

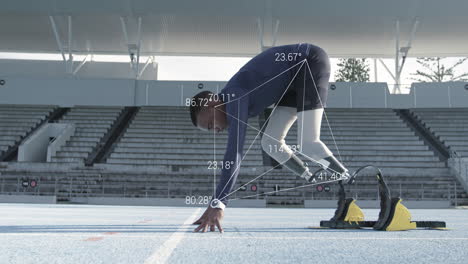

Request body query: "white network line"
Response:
[215, 59, 306, 108]
[214, 104, 347, 200]
[305, 60, 343, 162]
[300, 64, 306, 152]
[220, 163, 282, 201]
[217, 106, 346, 176]
[213, 102, 216, 195]
[213, 56, 347, 201]
[229, 177, 345, 201]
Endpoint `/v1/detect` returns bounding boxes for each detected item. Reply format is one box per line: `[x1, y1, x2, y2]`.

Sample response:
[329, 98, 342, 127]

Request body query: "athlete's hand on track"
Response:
[193, 206, 224, 233]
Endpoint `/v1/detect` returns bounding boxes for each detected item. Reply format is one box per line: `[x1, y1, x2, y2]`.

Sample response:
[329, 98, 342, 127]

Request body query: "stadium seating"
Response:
[106, 106, 264, 169]
[0, 105, 466, 206]
[411, 108, 468, 157]
[0, 104, 55, 155]
[50, 106, 123, 163]
[267, 108, 457, 205]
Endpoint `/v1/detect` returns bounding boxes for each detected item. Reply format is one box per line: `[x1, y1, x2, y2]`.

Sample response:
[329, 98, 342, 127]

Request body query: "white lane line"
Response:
[144, 208, 201, 264]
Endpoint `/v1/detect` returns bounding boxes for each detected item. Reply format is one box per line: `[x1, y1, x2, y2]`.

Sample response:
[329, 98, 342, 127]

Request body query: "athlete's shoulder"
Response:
[220, 70, 252, 96]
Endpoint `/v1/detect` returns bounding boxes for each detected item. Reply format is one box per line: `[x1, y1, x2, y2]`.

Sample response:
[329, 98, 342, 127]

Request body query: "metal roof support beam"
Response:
[392, 18, 419, 93]
[378, 58, 396, 81]
[49, 15, 74, 74]
[257, 0, 279, 51]
[272, 19, 280, 47]
[120, 16, 142, 78]
[264, 0, 273, 47]
[48, 16, 66, 62]
[257, 18, 279, 51]
[394, 20, 400, 93]
[67, 16, 73, 74]
[137, 56, 155, 79]
[72, 54, 91, 75]
[374, 58, 378, 82]
[152, 57, 158, 80]
[120, 16, 134, 71]
[256, 18, 264, 51]
[119, 17, 130, 48]
[135, 17, 142, 79]
[398, 18, 419, 78]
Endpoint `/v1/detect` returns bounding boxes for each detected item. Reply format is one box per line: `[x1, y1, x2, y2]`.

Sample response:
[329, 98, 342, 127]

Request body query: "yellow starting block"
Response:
[315, 166, 447, 231]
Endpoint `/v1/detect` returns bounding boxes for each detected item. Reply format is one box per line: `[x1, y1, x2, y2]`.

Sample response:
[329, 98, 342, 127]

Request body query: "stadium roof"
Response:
[1, 0, 468, 58]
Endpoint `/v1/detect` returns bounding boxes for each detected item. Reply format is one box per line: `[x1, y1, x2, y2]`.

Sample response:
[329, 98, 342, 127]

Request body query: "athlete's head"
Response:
[189, 91, 227, 133]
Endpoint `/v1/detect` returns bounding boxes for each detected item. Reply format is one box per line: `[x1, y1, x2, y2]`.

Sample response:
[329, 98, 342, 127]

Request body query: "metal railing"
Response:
[0, 173, 461, 205]
[304, 182, 458, 202]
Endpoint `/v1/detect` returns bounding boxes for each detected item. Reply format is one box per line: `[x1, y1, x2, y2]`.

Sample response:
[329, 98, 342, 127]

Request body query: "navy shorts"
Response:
[277, 43, 331, 112]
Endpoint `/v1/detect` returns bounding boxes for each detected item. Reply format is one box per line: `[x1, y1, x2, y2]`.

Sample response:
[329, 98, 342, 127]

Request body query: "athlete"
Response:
[189, 43, 351, 233]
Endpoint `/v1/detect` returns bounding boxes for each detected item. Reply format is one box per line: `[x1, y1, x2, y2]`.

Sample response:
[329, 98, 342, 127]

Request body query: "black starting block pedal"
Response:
[313, 165, 447, 231]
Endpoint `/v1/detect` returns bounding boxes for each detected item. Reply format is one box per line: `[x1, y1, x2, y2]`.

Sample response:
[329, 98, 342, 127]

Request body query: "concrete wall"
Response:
[18, 123, 75, 162]
[18, 125, 49, 162]
[0, 59, 157, 80]
[0, 194, 56, 204]
[388, 94, 414, 109]
[0, 77, 135, 106]
[327, 82, 388, 108]
[47, 124, 75, 162]
[411, 82, 468, 108]
[134, 80, 226, 106]
[0, 76, 467, 108]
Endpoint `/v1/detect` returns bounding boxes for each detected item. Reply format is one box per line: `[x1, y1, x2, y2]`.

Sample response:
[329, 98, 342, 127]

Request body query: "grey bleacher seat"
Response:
[100, 106, 459, 205]
[412, 108, 468, 157]
[3, 105, 461, 206]
[50, 106, 123, 163]
[268, 108, 454, 204]
[107, 106, 264, 170]
[0, 104, 55, 155]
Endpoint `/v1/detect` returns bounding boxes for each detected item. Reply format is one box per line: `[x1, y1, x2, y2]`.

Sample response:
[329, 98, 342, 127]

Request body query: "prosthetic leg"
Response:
[261, 106, 313, 180]
[261, 107, 349, 183]
[296, 108, 350, 183]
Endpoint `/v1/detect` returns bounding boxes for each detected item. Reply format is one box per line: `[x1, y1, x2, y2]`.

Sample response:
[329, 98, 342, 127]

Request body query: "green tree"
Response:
[411, 57, 468, 82]
[335, 58, 370, 82]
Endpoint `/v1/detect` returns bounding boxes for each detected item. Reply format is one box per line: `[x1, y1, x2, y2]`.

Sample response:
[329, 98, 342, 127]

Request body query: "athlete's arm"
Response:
[193, 89, 249, 233]
[215, 92, 249, 204]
